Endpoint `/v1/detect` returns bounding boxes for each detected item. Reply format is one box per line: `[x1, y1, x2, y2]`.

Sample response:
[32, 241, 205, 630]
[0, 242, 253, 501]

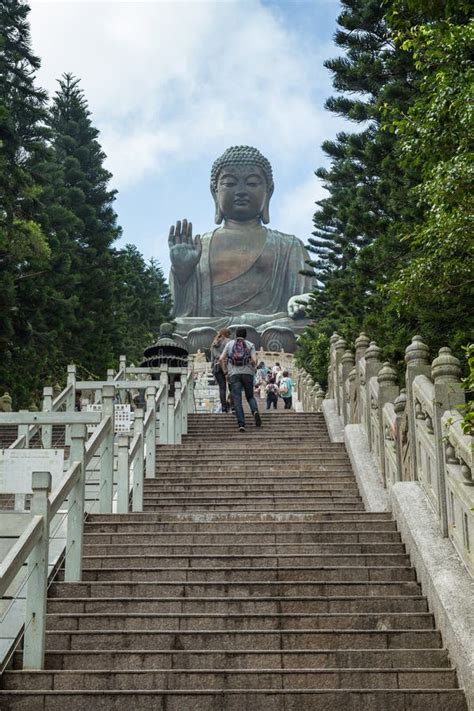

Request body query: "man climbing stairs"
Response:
[0, 411, 468, 709]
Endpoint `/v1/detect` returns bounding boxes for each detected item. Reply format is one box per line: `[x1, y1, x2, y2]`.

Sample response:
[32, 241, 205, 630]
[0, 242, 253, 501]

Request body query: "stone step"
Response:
[144, 483, 359, 493]
[144, 487, 360, 497]
[86, 512, 394, 523]
[1, 689, 466, 710]
[155, 468, 354, 472]
[14, 647, 450, 671]
[80, 565, 417, 583]
[155, 454, 349, 462]
[2, 667, 458, 691]
[142, 503, 366, 513]
[83, 530, 404, 544]
[84, 519, 398, 534]
[82, 542, 407, 555]
[47, 595, 428, 615]
[49, 580, 423, 599]
[142, 492, 362, 502]
[44, 628, 443, 651]
[45, 611, 434, 632]
[81, 553, 410, 568]
[158, 443, 344, 450]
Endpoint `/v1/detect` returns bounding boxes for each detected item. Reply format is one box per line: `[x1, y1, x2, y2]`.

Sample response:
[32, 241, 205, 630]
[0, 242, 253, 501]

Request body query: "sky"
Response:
[28, 0, 348, 275]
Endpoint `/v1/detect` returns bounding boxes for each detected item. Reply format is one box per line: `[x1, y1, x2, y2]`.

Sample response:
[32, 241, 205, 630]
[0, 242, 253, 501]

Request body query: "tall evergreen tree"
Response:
[299, 0, 425, 380]
[0, 0, 52, 404]
[110, 245, 172, 362]
[47, 73, 122, 375]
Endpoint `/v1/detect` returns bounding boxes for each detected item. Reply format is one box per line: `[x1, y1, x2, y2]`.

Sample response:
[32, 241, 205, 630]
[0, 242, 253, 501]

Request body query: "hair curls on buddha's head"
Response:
[210, 146, 274, 224]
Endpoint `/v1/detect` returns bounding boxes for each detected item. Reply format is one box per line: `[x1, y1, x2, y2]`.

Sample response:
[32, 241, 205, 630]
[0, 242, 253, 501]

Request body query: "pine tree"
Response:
[110, 245, 172, 362]
[0, 0, 51, 404]
[47, 73, 122, 375]
[302, 0, 423, 373]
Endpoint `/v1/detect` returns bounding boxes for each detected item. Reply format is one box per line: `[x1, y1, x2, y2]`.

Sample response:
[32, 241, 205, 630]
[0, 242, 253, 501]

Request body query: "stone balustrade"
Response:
[325, 332, 473, 577]
[0, 358, 196, 671]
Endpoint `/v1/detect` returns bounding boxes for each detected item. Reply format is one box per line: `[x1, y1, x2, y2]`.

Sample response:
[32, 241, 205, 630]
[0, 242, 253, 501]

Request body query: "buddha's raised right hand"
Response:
[168, 219, 202, 283]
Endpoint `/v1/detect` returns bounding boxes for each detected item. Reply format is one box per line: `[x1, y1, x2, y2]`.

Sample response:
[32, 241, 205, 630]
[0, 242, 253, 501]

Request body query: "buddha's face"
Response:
[215, 164, 267, 222]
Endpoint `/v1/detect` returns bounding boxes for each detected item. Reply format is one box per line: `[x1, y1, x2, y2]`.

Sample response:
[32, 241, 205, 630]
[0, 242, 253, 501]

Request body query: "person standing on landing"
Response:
[279, 370, 293, 410]
[210, 328, 232, 413]
[220, 327, 262, 432]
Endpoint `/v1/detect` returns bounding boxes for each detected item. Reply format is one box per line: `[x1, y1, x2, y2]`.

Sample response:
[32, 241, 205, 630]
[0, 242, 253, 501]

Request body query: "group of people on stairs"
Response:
[210, 327, 293, 432]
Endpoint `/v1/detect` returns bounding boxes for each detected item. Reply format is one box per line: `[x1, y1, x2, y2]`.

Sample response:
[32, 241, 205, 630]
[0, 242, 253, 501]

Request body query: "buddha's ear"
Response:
[261, 186, 273, 225]
[211, 187, 224, 225]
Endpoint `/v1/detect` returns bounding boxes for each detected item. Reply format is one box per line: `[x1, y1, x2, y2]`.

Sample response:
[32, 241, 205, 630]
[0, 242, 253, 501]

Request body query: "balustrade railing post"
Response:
[354, 333, 370, 423]
[41, 386, 53, 449]
[174, 382, 182, 445]
[159, 366, 169, 444]
[187, 370, 195, 414]
[348, 368, 357, 423]
[315, 385, 325, 412]
[65, 424, 87, 582]
[18, 411, 30, 448]
[364, 342, 382, 450]
[15, 412, 30, 510]
[393, 390, 407, 483]
[119, 354, 126, 377]
[100, 384, 115, 513]
[328, 333, 340, 400]
[23, 471, 51, 670]
[66, 364, 76, 446]
[181, 371, 188, 434]
[168, 397, 175, 445]
[132, 409, 144, 512]
[377, 363, 399, 486]
[432, 347, 464, 537]
[405, 336, 431, 481]
[145, 387, 157, 478]
[107, 368, 115, 382]
[117, 434, 130, 513]
[334, 338, 347, 417]
[341, 351, 355, 426]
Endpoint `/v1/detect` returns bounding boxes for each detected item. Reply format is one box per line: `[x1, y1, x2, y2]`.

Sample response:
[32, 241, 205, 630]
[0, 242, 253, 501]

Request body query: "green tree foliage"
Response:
[47, 73, 122, 375]
[111, 246, 172, 364]
[384, 16, 474, 353]
[0, 6, 172, 407]
[299, 0, 473, 382]
[0, 0, 52, 405]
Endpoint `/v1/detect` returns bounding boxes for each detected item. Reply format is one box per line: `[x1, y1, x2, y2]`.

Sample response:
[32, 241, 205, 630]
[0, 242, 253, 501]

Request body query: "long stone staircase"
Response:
[0, 411, 467, 709]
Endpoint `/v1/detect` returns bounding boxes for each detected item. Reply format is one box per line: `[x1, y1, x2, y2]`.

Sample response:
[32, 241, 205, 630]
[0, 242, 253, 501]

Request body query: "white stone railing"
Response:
[0, 360, 195, 671]
[322, 332, 473, 576]
[296, 373, 325, 413]
[442, 410, 474, 576]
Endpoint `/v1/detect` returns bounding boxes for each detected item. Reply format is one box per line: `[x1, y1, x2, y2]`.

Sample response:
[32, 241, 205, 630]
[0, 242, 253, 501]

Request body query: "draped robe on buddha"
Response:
[170, 228, 313, 332]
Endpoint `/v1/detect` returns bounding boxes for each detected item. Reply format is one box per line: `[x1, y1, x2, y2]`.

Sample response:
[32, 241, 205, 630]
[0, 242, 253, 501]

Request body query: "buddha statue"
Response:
[168, 145, 314, 350]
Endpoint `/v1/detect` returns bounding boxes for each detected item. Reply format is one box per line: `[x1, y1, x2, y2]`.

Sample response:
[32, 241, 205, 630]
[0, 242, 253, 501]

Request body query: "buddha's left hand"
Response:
[287, 293, 312, 319]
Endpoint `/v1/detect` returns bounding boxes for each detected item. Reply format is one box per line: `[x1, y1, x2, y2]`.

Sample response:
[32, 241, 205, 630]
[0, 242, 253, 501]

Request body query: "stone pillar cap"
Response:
[432, 346, 461, 383]
[405, 335, 430, 365]
[341, 350, 355, 365]
[335, 337, 348, 351]
[394, 388, 407, 414]
[365, 341, 382, 361]
[330, 332, 341, 344]
[377, 362, 398, 386]
[355, 332, 371, 349]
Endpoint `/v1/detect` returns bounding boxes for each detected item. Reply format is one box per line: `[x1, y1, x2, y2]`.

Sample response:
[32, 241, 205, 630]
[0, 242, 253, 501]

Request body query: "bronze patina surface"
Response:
[167, 146, 314, 348]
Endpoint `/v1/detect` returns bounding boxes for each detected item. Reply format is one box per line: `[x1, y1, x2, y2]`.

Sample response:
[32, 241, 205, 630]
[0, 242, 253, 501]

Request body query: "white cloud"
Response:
[29, 1, 341, 190]
[273, 173, 328, 243]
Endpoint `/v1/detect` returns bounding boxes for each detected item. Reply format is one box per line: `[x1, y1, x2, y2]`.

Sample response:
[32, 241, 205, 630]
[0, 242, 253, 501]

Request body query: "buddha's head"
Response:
[210, 146, 274, 225]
